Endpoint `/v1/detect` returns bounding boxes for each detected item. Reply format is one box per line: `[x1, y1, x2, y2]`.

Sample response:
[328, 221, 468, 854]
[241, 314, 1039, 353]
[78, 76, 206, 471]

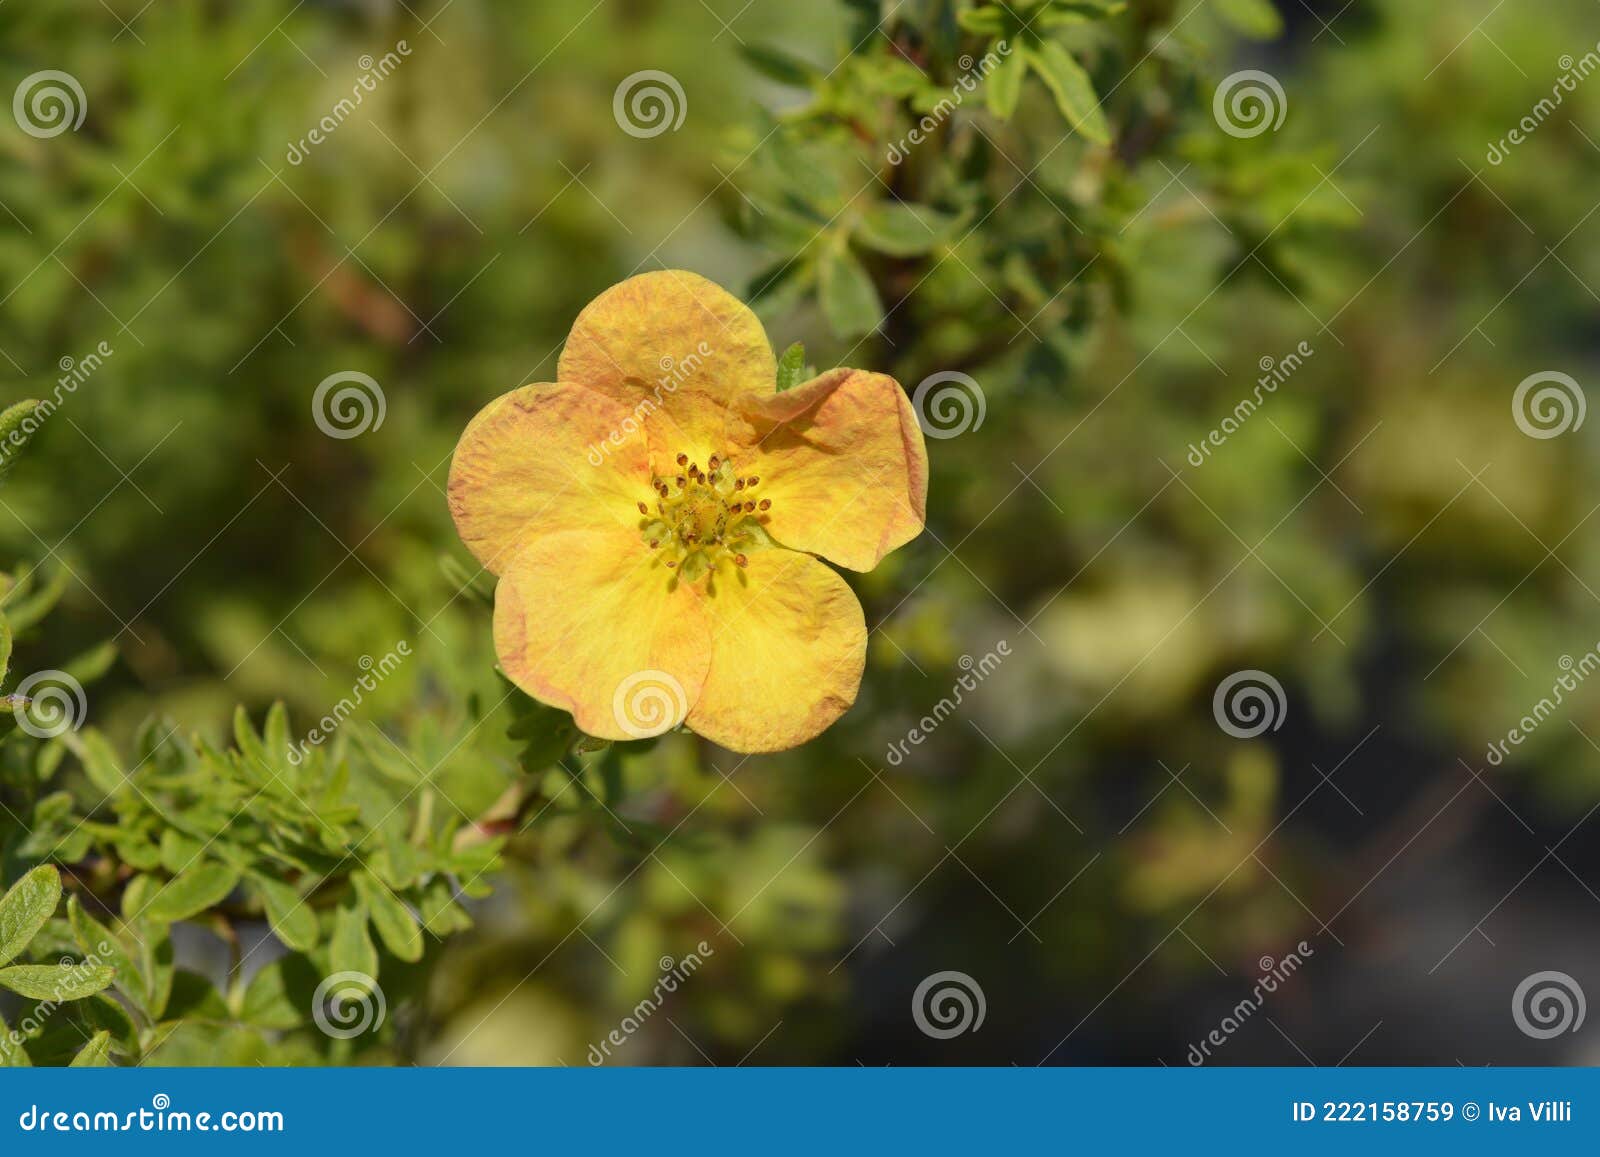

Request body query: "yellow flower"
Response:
[448, 271, 928, 753]
[448, 273, 928, 761]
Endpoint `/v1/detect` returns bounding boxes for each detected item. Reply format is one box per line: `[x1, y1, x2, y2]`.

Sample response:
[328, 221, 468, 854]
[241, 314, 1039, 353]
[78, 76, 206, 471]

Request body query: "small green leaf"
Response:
[0, 613, 12, 688]
[70, 730, 127, 798]
[0, 865, 61, 967]
[166, 969, 229, 1020]
[353, 871, 423, 963]
[142, 863, 240, 925]
[417, 879, 472, 936]
[159, 828, 205, 875]
[0, 962, 115, 1001]
[0, 400, 42, 484]
[82, 993, 138, 1053]
[1215, 0, 1283, 39]
[142, 933, 175, 1020]
[818, 245, 884, 338]
[69, 1030, 112, 1067]
[1, 563, 67, 631]
[240, 958, 307, 1030]
[1026, 42, 1109, 144]
[62, 640, 117, 686]
[957, 7, 1006, 35]
[856, 203, 964, 257]
[330, 900, 378, 980]
[440, 554, 493, 606]
[739, 43, 816, 87]
[776, 343, 808, 392]
[507, 694, 577, 773]
[67, 897, 143, 1012]
[985, 47, 1027, 119]
[0, 1011, 30, 1067]
[747, 258, 815, 319]
[250, 875, 319, 953]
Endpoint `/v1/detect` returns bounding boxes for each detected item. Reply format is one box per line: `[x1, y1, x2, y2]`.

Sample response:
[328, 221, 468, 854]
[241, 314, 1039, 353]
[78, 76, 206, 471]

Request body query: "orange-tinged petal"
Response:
[448, 383, 648, 575]
[558, 270, 776, 474]
[735, 369, 928, 572]
[686, 550, 866, 753]
[494, 526, 711, 742]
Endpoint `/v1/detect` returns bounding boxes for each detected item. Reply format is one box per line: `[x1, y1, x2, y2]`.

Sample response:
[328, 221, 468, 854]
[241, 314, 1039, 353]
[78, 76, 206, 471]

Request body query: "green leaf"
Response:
[82, 993, 138, 1053]
[159, 828, 205, 875]
[142, 933, 175, 1020]
[0, 400, 42, 484]
[739, 43, 816, 87]
[1, 563, 67, 631]
[69, 1030, 112, 1067]
[67, 897, 143, 1013]
[417, 879, 472, 937]
[142, 863, 239, 925]
[250, 875, 319, 953]
[957, 7, 1006, 35]
[985, 47, 1027, 119]
[70, 729, 127, 798]
[0, 1011, 30, 1067]
[1040, 1, 1126, 27]
[747, 258, 815, 319]
[0, 865, 61, 967]
[440, 554, 493, 606]
[240, 958, 307, 1030]
[856, 203, 964, 257]
[330, 900, 378, 980]
[263, 701, 291, 763]
[1026, 41, 1109, 144]
[775, 342, 808, 392]
[233, 704, 275, 781]
[166, 969, 228, 1020]
[62, 640, 117, 686]
[1215, 0, 1283, 39]
[353, 871, 423, 962]
[0, 613, 12, 688]
[0, 962, 115, 1000]
[507, 694, 577, 773]
[818, 245, 884, 338]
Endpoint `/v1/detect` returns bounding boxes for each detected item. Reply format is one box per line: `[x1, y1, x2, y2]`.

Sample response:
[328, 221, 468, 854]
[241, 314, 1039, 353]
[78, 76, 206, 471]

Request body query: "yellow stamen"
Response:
[639, 449, 775, 582]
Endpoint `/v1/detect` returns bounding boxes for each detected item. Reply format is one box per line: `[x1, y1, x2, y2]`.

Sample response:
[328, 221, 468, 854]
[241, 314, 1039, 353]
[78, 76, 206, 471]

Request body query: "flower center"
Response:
[636, 451, 773, 582]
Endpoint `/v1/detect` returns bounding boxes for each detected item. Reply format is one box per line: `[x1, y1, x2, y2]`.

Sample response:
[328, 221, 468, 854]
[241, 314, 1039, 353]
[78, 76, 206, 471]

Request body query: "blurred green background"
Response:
[3, 0, 1600, 1064]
